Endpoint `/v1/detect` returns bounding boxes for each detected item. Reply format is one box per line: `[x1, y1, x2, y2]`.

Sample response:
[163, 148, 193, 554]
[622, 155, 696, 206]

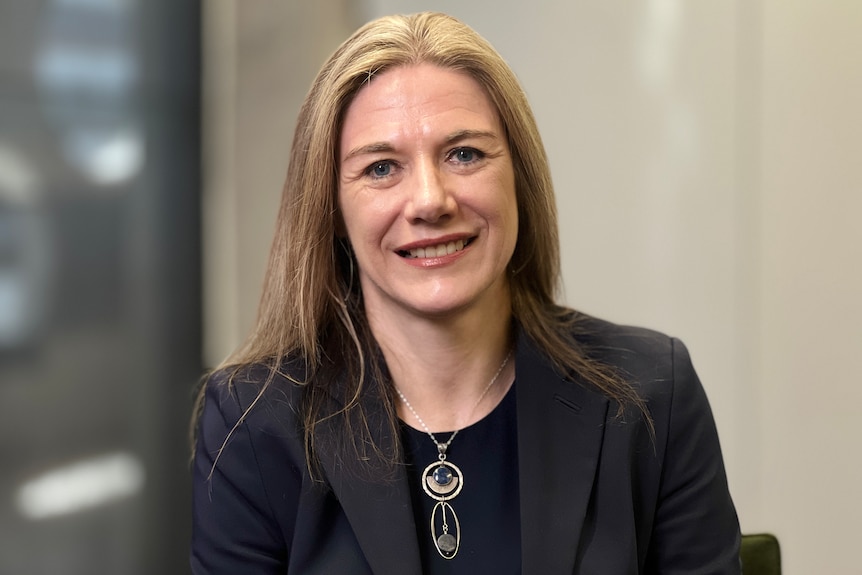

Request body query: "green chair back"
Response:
[740, 533, 781, 575]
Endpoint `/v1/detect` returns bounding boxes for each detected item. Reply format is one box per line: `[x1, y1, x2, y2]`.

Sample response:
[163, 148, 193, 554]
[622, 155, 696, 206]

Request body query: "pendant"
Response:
[421, 460, 464, 499]
[421, 460, 464, 559]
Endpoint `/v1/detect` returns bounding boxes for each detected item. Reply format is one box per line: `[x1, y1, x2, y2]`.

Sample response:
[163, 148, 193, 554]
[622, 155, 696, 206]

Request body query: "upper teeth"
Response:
[407, 239, 465, 259]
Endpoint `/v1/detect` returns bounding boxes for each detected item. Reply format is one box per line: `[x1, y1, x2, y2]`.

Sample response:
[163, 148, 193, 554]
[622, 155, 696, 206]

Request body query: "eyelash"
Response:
[361, 147, 486, 180]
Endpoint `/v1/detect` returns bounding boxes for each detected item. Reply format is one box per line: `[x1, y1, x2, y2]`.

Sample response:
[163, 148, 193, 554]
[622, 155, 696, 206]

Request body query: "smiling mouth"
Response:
[398, 238, 474, 259]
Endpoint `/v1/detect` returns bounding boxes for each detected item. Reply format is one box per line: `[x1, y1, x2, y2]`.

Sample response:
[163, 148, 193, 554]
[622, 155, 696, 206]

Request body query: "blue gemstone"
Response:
[433, 466, 453, 485]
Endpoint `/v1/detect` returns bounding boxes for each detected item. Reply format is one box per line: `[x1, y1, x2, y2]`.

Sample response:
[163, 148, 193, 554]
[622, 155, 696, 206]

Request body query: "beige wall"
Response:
[202, 2, 862, 572]
[202, 1, 361, 361]
[758, 0, 862, 571]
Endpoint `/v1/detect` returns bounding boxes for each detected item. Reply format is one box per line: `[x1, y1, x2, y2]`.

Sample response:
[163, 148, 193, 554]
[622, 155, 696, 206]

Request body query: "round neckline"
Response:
[399, 380, 516, 437]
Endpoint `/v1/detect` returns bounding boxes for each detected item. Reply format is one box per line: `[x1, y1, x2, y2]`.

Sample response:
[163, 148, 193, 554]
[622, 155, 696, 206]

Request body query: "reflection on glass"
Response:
[0, 143, 48, 349]
[61, 127, 144, 186]
[16, 451, 146, 521]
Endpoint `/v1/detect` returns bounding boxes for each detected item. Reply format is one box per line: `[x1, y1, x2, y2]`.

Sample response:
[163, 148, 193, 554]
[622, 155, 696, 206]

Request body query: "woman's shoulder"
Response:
[570, 312, 681, 363]
[193, 358, 310, 561]
[194, 357, 309, 485]
[568, 312, 698, 398]
[572, 312, 675, 352]
[201, 357, 309, 433]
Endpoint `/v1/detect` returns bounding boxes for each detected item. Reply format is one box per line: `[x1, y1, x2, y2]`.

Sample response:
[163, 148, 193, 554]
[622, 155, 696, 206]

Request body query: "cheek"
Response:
[493, 174, 519, 230]
[338, 193, 393, 248]
[337, 188, 367, 238]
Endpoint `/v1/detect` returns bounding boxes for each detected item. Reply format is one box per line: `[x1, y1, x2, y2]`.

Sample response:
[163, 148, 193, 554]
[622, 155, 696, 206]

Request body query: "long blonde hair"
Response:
[195, 12, 647, 478]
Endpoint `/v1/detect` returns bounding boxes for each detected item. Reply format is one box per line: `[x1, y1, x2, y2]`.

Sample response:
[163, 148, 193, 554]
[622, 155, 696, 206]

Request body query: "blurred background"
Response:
[1, 0, 859, 573]
[0, 0, 199, 573]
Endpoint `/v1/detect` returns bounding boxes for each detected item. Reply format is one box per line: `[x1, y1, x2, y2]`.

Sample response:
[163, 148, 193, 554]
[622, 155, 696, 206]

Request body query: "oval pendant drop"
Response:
[430, 501, 461, 559]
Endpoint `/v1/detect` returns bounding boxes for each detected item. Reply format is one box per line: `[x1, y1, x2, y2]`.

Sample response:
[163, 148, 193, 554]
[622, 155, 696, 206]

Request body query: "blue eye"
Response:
[455, 148, 475, 162]
[450, 147, 484, 164]
[370, 162, 391, 177]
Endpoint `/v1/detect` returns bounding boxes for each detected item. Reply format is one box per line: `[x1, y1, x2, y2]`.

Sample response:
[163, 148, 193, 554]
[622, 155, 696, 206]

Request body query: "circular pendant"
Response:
[421, 460, 464, 500]
[437, 533, 457, 553]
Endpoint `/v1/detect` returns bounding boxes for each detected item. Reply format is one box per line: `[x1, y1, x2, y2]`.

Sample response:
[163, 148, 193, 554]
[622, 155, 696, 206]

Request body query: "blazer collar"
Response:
[516, 333, 609, 573]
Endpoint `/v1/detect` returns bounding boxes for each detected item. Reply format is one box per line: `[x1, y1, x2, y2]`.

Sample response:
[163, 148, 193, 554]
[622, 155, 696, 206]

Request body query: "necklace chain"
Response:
[395, 348, 513, 560]
[395, 348, 513, 458]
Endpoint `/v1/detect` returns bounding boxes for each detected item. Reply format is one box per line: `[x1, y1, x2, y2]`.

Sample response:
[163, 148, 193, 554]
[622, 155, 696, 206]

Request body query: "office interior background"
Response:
[0, 0, 859, 573]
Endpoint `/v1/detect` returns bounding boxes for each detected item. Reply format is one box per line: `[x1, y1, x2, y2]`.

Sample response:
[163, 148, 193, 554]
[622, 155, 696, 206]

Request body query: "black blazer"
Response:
[191, 317, 741, 574]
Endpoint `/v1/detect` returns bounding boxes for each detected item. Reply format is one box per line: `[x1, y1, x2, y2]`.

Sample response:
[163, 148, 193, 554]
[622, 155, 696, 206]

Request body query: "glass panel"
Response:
[0, 0, 200, 572]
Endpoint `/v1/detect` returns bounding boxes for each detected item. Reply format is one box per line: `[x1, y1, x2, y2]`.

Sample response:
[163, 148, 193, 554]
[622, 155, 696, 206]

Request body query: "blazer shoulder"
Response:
[573, 313, 676, 365]
[203, 358, 307, 429]
[570, 313, 702, 404]
[196, 359, 310, 480]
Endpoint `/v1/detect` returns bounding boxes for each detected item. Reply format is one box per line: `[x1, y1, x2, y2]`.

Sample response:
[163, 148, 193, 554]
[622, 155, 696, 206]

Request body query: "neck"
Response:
[367, 301, 515, 432]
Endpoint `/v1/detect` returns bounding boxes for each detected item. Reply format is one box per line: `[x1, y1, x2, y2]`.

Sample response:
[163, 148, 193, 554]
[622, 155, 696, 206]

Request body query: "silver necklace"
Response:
[395, 349, 513, 560]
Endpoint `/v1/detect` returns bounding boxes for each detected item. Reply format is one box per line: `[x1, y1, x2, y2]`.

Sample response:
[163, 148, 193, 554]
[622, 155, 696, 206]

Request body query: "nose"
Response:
[404, 157, 456, 223]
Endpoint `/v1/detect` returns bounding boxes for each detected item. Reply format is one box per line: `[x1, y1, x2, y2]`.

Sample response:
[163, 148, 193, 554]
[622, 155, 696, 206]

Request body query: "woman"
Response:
[191, 12, 740, 574]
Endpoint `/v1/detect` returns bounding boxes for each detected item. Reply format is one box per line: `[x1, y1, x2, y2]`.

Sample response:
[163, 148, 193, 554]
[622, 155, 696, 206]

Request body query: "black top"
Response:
[400, 383, 521, 574]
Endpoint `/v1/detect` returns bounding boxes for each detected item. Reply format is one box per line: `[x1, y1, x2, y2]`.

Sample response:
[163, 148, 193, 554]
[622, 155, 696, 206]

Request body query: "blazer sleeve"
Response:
[191, 375, 296, 574]
[645, 338, 741, 574]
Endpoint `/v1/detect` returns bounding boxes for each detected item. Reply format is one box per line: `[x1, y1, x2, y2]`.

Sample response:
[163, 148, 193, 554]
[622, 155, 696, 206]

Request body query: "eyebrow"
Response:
[342, 142, 395, 163]
[342, 129, 500, 163]
[444, 129, 499, 145]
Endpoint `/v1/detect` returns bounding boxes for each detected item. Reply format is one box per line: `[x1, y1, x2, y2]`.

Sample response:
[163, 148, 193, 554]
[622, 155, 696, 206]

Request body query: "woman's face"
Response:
[338, 63, 518, 323]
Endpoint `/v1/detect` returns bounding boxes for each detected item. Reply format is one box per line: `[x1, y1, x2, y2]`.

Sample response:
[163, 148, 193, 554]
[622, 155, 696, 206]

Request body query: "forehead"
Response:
[339, 63, 502, 151]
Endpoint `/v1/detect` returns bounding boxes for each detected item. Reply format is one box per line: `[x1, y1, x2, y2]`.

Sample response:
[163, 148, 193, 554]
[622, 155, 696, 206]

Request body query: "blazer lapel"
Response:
[316, 372, 422, 575]
[516, 336, 609, 573]
[322, 453, 422, 575]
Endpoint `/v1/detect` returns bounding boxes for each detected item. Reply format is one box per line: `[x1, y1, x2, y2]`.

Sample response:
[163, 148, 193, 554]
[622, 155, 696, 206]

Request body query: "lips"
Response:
[398, 237, 474, 259]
